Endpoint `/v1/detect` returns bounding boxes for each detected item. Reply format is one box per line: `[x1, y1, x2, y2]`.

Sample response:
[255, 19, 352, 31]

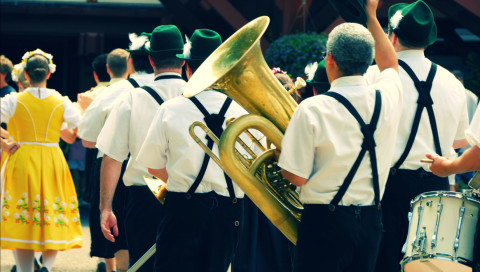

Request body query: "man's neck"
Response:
[0, 78, 7, 88]
[154, 68, 182, 76]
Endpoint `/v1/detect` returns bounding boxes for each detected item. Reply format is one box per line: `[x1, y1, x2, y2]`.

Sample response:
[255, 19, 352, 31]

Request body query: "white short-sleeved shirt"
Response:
[466, 106, 480, 147]
[78, 73, 153, 158]
[365, 50, 469, 171]
[96, 72, 186, 186]
[278, 68, 402, 205]
[136, 90, 249, 198]
[1, 88, 81, 129]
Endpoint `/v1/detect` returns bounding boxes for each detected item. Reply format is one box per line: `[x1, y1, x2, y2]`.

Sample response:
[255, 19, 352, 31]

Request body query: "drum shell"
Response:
[402, 191, 480, 271]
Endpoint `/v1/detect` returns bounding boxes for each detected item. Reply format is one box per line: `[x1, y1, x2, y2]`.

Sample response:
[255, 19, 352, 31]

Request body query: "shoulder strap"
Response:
[393, 60, 439, 171]
[322, 90, 382, 210]
[140, 86, 164, 105]
[127, 77, 140, 88]
[187, 96, 235, 198]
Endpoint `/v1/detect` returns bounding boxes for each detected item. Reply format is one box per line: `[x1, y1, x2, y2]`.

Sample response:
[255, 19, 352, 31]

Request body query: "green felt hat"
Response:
[176, 29, 222, 63]
[145, 25, 184, 57]
[328, 0, 367, 27]
[126, 32, 151, 55]
[388, 0, 437, 47]
[305, 60, 330, 92]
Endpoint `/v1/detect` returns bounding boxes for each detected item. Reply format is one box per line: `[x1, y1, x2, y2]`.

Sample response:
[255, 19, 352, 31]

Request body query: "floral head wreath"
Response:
[270, 67, 287, 75]
[19, 49, 56, 74]
[11, 63, 25, 82]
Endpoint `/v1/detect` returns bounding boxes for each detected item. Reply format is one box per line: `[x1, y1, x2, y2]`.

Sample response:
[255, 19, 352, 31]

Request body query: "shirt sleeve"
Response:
[63, 96, 82, 129]
[77, 95, 106, 141]
[136, 107, 168, 169]
[96, 94, 132, 162]
[466, 106, 480, 147]
[1, 93, 18, 124]
[454, 86, 469, 141]
[278, 104, 315, 179]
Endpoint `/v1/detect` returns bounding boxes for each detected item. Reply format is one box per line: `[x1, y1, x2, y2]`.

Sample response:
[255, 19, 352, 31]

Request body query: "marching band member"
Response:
[279, 0, 402, 271]
[78, 48, 131, 272]
[363, 1, 469, 271]
[136, 29, 247, 272]
[97, 25, 185, 271]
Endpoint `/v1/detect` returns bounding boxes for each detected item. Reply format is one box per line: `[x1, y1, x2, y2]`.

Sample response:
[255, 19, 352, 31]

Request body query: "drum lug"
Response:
[418, 227, 427, 254]
[431, 202, 443, 250]
[412, 204, 425, 252]
[454, 206, 465, 258]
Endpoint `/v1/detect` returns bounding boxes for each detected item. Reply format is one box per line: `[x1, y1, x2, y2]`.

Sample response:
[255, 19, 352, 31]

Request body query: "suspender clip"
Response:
[328, 204, 336, 212]
[377, 203, 382, 211]
[185, 193, 192, 200]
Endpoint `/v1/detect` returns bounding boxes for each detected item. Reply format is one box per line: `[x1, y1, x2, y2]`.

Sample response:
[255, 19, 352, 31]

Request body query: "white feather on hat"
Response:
[304, 62, 318, 81]
[129, 33, 149, 51]
[390, 10, 404, 30]
[182, 35, 192, 59]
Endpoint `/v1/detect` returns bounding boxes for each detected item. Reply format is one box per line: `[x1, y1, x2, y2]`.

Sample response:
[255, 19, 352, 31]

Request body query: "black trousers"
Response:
[374, 168, 449, 272]
[231, 197, 293, 272]
[89, 157, 128, 258]
[293, 204, 382, 272]
[124, 185, 164, 271]
[154, 191, 244, 272]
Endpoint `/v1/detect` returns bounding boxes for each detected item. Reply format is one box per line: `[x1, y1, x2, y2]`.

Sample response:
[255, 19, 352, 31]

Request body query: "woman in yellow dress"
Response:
[1, 49, 83, 272]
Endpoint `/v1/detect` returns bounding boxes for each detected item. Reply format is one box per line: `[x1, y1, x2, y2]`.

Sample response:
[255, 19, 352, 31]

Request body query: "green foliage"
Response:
[265, 32, 328, 78]
[465, 49, 480, 96]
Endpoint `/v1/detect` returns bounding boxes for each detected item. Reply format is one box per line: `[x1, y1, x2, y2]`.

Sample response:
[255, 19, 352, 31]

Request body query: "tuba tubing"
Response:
[185, 16, 302, 244]
[219, 114, 298, 244]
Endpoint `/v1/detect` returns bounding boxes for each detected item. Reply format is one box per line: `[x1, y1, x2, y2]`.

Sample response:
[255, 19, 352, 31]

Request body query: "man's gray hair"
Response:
[326, 23, 375, 76]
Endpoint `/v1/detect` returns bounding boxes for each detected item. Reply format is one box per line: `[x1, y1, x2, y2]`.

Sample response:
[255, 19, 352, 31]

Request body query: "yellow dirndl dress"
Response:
[1, 91, 83, 251]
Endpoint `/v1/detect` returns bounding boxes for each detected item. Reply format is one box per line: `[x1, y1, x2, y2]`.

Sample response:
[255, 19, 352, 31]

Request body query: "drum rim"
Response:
[410, 190, 480, 206]
[401, 253, 472, 268]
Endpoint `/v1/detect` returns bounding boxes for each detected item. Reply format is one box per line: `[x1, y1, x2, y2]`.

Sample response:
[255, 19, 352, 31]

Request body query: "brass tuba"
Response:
[184, 16, 303, 244]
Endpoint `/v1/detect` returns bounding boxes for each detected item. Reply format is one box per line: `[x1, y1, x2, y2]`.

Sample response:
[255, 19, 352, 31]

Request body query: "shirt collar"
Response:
[397, 50, 425, 59]
[109, 78, 123, 85]
[330, 75, 367, 89]
[154, 72, 182, 80]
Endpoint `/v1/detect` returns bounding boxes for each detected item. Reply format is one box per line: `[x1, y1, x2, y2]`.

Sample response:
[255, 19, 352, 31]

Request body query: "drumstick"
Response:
[420, 159, 434, 163]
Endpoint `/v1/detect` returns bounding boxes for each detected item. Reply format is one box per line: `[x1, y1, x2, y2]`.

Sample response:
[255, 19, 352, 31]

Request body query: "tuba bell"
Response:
[185, 16, 303, 244]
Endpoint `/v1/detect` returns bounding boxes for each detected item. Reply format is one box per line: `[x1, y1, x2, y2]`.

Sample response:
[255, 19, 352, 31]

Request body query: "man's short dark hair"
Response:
[131, 54, 153, 74]
[107, 48, 129, 78]
[92, 53, 110, 82]
[149, 56, 183, 70]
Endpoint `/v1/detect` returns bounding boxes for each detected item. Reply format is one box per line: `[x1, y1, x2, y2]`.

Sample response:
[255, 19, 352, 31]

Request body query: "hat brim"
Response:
[146, 48, 183, 57]
[126, 48, 149, 55]
[328, 0, 367, 26]
[306, 80, 330, 91]
[176, 54, 206, 63]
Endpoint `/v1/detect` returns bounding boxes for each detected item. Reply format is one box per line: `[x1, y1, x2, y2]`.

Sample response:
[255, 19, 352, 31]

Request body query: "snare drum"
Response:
[401, 191, 480, 272]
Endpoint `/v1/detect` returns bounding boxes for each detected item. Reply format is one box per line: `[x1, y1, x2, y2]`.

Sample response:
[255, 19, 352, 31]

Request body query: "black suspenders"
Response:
[138, 74, 183, 105]
[187, 96, 235, 199]
[127, 77, 140, 88]
[323, 90, 382, 211]
[392, 60, 440, 172]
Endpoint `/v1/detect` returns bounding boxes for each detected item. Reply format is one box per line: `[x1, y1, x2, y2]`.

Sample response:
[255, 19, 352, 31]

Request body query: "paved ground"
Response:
[1, 205, 99, 272]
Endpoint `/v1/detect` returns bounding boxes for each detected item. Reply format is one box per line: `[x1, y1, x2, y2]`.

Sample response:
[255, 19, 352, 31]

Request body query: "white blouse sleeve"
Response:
[62, 96, 81, 129]
[1, 93, 18, 124]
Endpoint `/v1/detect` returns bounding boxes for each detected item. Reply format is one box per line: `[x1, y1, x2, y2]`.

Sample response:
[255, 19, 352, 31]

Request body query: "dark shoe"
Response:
[96, 262, 107, 272]
[34, 258, 41, 271]
[10, 265, 16, 272]
[39, 268, 49, 272]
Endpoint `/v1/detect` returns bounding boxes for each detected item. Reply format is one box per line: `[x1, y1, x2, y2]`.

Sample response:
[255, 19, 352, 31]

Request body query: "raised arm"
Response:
[366, 0, 398, 72]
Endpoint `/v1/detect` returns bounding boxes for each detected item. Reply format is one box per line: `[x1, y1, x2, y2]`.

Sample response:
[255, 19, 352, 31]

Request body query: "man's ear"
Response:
[149, 56, 155, 69]
[45, 71, 51, 80]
